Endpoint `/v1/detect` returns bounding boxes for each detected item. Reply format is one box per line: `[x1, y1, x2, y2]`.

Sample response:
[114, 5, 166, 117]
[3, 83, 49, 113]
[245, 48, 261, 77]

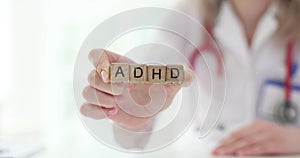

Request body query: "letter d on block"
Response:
[110, 63, 130, 83]
[130, 64, 147, 83]
[166, 65, 184, 84]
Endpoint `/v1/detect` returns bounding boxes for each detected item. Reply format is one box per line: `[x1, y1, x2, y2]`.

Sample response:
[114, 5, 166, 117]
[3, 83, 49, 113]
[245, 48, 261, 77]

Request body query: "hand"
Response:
[213, 120, 300, 156]
[80, 49, 193, 131]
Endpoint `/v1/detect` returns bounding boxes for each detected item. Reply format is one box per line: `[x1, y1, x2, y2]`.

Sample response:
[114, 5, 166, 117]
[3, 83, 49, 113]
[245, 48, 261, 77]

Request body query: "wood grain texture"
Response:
[109, 63, 184, 84]
[110, 63, 129, 83]
[130, 64, 147, 83]
[147, 65, 166, 83]
[166, 65, 184, 84]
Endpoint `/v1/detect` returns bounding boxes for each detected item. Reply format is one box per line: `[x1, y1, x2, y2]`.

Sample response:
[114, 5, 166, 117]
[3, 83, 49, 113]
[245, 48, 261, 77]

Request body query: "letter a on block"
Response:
[110, 63, 129, 83]
[166, 65, 184, 84]
[148, 65, 166, 83]
[130, 64, 147, 83]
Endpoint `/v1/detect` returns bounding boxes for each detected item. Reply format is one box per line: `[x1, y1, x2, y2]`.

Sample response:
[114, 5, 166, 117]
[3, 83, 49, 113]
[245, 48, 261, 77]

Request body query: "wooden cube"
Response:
[147, 65, 166, 83]
[110, 63, 129, 83]
[166, 65, 184, 84]
[130, 64, 147, 83]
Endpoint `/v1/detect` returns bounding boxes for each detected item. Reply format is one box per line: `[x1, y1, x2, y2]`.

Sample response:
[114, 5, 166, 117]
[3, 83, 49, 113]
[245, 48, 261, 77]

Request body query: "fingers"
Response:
[89, 49, 193, 87]
[88, 70, 124, 95]
[182, 68, 194, 87]
[236, 144, 264, 156]
[88, 49, 121, 67]
[213, 122, 262, 155]
[85, 49, 191, 123]
[80, 102, 118, 120]
[80, 103, 106, 119]
[219, 123, 260, 147]
[89, 49, 116, 83]
[212, 121, 283, 156]
[89, 49, 133, 83]
[162, 68, 194, 102]
[82, 86, 117, 108]
[213, 132, 269, 155]
[235, 142, 278, 156]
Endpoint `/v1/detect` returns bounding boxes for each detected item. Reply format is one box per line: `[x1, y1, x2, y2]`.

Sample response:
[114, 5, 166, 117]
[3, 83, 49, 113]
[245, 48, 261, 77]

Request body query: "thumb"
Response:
[89, 49, 121, 68]
[89, 49, 111, 83]
[88, 49, 134, 83]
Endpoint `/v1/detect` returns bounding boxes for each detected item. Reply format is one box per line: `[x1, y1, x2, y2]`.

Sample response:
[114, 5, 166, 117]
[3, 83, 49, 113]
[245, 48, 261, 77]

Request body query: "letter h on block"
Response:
[110, 63, 184, 84]
[147, 65, 166, 83]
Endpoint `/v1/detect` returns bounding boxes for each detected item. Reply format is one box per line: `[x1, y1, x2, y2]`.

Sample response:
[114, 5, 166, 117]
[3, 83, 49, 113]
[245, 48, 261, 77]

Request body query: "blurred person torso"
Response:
[160, 0, 300, 156]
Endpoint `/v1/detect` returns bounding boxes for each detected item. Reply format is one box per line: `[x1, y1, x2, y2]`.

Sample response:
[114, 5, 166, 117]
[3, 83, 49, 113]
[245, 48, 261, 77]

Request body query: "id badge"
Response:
[256, 79, 300, 125]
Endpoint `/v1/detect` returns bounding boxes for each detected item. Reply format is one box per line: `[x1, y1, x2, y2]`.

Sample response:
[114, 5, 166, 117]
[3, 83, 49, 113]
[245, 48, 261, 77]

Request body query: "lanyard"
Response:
[285, 39, 295, 103]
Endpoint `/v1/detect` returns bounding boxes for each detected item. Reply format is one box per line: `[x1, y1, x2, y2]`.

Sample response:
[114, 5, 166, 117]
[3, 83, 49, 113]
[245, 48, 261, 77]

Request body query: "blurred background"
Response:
[0, 0, 184, 157]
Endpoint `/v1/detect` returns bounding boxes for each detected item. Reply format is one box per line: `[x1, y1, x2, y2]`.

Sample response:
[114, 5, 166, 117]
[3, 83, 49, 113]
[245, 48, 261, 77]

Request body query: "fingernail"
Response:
[107, 108, 117, 116]
[101, 70, 109, 82]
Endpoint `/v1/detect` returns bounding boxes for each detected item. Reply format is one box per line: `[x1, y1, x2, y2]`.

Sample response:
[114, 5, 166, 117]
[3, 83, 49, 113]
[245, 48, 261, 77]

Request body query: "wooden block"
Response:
[147, 65, 166, 83]
[110, 63, 129, 83]
[130, 64, 147, 83]
[166, 65, 184, 84]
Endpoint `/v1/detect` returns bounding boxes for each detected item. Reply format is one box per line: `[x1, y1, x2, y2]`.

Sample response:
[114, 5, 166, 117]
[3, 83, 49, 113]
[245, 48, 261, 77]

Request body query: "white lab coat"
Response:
[145, 0, 300, 156]
[75, 0, 300, 155]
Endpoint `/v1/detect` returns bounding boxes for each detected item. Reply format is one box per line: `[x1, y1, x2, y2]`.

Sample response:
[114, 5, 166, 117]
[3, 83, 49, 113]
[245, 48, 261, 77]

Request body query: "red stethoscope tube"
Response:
[285, 39, 295, 103]
[190, 27, 295, 103]
[189, 27, 224, 76]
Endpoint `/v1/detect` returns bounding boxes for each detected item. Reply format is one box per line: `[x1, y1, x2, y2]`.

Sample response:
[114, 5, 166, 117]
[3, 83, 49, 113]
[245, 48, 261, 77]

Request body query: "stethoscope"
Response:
[190, 25, 299, 124]
[189, 25, 224, 76]
[277, 39, 299, 123]
[257, 40, 299, 124]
